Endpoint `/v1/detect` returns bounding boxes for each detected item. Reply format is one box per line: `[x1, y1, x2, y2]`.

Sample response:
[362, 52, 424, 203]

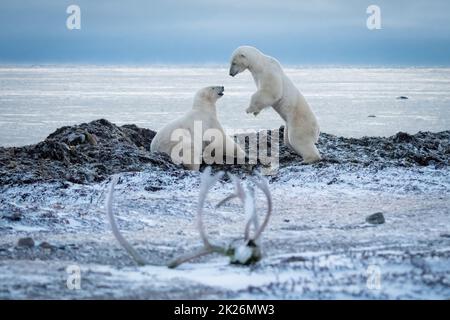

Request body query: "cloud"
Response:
[0, 0, 449, 65]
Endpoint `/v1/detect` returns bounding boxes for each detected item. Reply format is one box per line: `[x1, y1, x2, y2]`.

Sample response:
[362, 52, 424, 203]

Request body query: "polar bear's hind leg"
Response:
[288, 130, 321, 164]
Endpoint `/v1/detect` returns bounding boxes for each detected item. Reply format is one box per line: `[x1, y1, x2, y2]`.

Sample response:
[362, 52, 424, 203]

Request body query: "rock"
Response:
[17, 237, 35, 248]
[67, 132, 86, 145]
[327, 177, 338, 185]
[2, 212, 22, 221]
[145, 185, 163, 192]
[393, 132, 414, 143]
[366, 212, 385, 225]
[282, 256, 307, 263]
[368, 115, 376, 118]
[85, 132, 98, 145]
[397, 96, 409, 99]
[39, 242, 55, 250]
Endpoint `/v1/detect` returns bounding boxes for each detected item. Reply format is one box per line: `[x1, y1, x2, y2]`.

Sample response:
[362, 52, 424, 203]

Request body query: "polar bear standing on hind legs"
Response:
[150, 86, 246, 171]
[229, 46, 321, 164]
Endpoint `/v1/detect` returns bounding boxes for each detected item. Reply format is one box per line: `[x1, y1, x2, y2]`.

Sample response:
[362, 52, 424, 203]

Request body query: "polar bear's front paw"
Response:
[246, 105, 261, 116]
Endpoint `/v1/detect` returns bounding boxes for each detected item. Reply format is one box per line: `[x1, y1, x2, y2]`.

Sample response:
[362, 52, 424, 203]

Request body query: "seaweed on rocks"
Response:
[0, 119, 448, 186]
[0, 119, 178, 185]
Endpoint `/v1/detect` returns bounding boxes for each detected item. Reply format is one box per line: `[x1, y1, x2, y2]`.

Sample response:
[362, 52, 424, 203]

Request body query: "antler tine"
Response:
[106, 175, 147, 266]
[197, 167, 224, 248]
[168, 247, 215, 269]
[244, 185, 259, 241]
[215, 194, 238, 209]
[215, 174, 246, 209]
[229, 174, 246, 202]
[249, 177, 273, 241]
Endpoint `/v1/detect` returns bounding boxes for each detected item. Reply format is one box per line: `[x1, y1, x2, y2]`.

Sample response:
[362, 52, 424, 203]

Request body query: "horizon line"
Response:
[1, 62, 450, 69]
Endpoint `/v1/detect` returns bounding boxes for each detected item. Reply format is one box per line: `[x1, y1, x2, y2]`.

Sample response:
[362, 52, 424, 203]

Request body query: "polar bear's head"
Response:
[194, 86, 225, 104]
[229, 46, 262, 77]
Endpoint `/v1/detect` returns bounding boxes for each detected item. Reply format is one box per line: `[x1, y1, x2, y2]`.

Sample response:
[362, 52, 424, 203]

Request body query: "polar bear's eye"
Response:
[239, 54, 245, 58]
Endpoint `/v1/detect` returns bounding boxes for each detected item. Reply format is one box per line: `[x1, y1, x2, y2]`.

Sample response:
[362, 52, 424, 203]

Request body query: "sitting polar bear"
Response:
[150, 86, 246, 171]
[229, 46, 321, 163]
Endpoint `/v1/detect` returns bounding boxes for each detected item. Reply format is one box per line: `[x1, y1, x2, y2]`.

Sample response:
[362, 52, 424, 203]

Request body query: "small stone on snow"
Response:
[366, 212, 385, 224]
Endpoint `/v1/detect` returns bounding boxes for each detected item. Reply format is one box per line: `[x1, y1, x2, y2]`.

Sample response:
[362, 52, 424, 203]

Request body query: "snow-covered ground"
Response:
[1, 163, 449, 299]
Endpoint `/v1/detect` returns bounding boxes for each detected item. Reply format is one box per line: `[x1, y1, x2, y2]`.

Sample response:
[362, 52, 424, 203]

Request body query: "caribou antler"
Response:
[243, 185, 258, 242]
[169, 168, 274, 268]
[248, 177, 272, 242]
[215, 174, 272, 243]
[105, 167, 273, 268]
[196, 167, 225, 250]
[215, 174, 246, 208]
[106, 175, 148, 266]
[168, 168, 227, 268]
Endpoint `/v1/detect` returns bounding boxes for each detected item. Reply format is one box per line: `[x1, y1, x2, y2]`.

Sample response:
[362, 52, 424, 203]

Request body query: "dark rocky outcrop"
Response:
[0, 119, 448, 186]
[237, 127, 449, 169]
[314, 130, 449, 168]
[0, 119, 178, 185]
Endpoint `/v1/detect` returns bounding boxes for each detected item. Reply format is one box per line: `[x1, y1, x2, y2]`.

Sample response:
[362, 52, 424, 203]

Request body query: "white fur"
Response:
[229, 46, 321, 163]
[150, 86, 246, 170]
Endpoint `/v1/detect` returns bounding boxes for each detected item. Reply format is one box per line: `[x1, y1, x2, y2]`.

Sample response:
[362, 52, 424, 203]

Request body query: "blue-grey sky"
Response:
[1, 0, 449, 65]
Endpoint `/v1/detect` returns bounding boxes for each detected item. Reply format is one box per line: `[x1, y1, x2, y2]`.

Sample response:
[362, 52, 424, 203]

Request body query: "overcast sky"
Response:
[1, 0, 449, 65]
